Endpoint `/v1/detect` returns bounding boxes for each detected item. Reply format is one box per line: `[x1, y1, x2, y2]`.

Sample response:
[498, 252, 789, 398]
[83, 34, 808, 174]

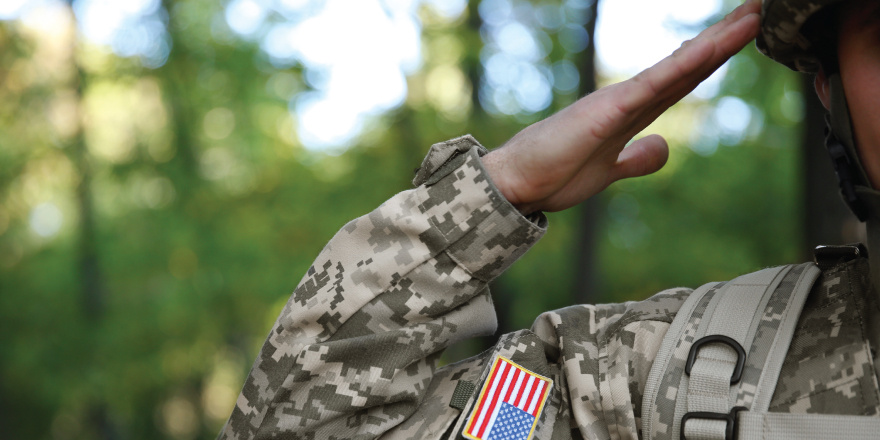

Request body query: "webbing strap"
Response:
[749, 263, 821, 412]
[682, 266, 792, 440]
[643, 263, 821, 440]
[641, 281, 720, 439]
[737, 412, 880, 440]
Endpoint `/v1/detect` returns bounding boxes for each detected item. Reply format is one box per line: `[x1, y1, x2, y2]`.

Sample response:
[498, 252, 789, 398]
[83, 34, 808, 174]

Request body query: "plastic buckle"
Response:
[680, 406, 746, 440]
[685, 335, 746, 385]
[813, 244, 868, 271]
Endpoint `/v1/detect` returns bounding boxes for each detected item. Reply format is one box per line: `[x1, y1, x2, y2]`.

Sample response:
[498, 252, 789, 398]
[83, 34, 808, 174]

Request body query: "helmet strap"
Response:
[824, 71, 871, 221]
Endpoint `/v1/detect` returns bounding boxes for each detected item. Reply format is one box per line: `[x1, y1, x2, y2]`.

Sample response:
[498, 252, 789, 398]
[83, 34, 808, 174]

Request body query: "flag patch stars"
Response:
[488, 402, 534, 440]
[463, 356, 552, 440]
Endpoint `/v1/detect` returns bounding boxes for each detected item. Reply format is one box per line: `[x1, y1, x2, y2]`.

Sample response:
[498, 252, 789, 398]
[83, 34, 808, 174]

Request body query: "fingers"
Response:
[623, 10, 760, 115]
[570, 6, 760, 151]
[699, 0, 761, 41]
[564, 0, 760, 138]
[571, 10, 758, 150]
[495, 2, 760, 213]
[611, 134, 669, 182]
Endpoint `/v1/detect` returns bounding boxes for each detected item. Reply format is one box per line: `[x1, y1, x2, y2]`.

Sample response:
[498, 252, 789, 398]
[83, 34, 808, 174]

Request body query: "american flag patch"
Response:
[462, 356, 552, 440]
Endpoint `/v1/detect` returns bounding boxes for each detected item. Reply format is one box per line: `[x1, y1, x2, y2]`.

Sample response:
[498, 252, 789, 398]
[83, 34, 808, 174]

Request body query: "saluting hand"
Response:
[481, 0, 762, 215]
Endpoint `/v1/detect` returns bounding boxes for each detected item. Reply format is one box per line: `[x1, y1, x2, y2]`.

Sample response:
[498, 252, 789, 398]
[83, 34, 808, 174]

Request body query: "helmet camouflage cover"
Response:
[757, 0, 845, 72]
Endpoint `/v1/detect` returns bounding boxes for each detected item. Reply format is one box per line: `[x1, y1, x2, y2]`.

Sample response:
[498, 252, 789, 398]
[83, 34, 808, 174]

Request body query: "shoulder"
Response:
[531, 286, 693, 356]
[526, 287, 692, 438]
[772, 256, 880, 415]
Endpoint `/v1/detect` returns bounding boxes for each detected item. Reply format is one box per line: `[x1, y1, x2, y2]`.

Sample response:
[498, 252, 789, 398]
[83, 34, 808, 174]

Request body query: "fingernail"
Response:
[736, 0, 760, 11]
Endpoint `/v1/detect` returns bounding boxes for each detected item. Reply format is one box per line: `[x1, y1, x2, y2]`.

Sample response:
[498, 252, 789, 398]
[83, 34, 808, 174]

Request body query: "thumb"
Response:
[612, 134, 669, 182]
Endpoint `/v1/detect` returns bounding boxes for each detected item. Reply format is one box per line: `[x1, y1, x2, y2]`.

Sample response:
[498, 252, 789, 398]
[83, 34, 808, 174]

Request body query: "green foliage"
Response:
[597, 45, 802, 302]
[0, 1, 802, 438]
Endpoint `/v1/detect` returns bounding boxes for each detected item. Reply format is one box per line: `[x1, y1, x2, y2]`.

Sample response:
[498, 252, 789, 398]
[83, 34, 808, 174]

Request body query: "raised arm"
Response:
[483, 0, 761, 215]
[219, 1, 761, 438]
[219, 139, 546, 439]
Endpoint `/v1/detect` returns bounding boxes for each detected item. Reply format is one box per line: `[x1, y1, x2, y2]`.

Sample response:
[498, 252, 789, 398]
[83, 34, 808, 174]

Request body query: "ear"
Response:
[814, 67, 831, 110]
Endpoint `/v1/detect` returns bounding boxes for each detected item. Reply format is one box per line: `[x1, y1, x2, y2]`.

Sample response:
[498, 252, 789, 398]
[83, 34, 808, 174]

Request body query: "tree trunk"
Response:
[66, 3, 115, 438]
[465, 0, 483, 117]
[72, 72, 105, 320]
[573, 0, 602, 304]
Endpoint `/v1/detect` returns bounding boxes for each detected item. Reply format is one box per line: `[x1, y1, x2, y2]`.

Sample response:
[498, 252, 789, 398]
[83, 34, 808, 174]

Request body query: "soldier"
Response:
[219, 0, 880, 439]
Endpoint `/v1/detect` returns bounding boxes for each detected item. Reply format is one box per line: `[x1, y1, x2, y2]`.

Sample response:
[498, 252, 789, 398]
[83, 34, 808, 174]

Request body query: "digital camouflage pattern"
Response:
[756, 0, 843, 72]
[219, 136, 880, 439]
[738, 264, 813, 409]
[643, 282, 724, 439]
[770, 258, 880, 415]
[642, 262, 861, 440]
[218, 136, 547, 439]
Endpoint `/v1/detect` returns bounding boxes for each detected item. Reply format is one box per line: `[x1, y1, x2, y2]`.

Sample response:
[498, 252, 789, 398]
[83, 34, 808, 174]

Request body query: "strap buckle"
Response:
[813, 244, 868, 270]
[685, 335, 746, 384]
[681, 406, 746, 440]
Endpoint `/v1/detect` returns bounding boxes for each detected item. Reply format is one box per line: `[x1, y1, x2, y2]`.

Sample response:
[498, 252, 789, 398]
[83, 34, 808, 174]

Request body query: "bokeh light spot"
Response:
[203, 108, 236, 140]
[29, 202, 63, 238]
[73, 0, 170, 68]
[225, 0, 267, 35]
[551, 60, 580, 93]
[714, 96, 752, 144]
[0, 0, 31, 20]
[596, 0, 722, 77]
[159, 396, 198, 439]
[559, 24, 590, 53]
[424, 0, 466, 19]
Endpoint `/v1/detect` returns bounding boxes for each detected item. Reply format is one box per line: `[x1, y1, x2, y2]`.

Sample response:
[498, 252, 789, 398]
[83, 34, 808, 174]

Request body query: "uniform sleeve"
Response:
[218, 135, 547, 440]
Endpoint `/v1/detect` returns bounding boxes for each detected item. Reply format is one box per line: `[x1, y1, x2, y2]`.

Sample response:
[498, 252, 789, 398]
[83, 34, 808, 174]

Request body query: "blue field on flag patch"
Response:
[487, 402, 535, 440]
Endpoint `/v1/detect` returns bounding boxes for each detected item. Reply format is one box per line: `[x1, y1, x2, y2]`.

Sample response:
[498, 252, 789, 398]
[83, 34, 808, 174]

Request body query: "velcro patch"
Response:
[462, 356, 552, 440]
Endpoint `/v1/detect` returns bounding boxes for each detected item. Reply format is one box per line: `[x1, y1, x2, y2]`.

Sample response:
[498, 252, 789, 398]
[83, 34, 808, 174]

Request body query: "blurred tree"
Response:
[572, 0, 601, 304]
[0, 0, 813, 438]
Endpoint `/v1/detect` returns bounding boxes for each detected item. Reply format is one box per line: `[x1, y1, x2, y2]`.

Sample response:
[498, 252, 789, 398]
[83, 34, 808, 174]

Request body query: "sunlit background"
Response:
[0, 0, 807, 438]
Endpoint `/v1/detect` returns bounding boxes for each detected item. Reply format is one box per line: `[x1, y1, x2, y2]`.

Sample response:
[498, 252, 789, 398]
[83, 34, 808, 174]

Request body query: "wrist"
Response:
[481, 150, 535, 215]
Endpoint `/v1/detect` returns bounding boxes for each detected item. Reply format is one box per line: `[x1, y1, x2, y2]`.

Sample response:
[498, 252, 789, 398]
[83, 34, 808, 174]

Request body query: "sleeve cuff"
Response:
[413, 135, 547, 282]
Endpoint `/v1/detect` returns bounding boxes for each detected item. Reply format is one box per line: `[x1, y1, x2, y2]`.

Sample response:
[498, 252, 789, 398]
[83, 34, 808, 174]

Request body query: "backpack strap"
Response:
[642, 263, 822, 440]
[736, 412, 880, 439]
[642, 279, 723, 439]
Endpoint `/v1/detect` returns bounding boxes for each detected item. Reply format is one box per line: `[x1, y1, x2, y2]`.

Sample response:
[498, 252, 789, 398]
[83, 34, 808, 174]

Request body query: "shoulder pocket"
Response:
[444, 330, 563, 440]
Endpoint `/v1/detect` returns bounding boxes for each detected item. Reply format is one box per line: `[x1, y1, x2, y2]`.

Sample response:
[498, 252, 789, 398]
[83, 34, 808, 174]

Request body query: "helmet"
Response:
[758, 0, 873, 221]
[756, 0, 845, 72]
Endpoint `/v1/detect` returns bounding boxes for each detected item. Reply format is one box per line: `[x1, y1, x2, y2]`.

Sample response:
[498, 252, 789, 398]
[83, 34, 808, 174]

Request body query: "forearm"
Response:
[219, 136, 546, 439]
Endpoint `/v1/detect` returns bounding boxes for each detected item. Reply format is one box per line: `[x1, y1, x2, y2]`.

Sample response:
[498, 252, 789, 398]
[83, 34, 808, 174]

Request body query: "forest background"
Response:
[0, 0, 861, 438]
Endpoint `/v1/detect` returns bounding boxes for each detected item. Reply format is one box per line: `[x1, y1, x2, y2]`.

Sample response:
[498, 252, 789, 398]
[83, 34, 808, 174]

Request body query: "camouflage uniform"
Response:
[218, 136, 880, 439]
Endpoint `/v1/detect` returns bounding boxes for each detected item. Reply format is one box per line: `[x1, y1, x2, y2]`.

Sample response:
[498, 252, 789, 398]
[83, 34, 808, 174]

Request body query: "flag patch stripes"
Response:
[463, 356, 552, 440]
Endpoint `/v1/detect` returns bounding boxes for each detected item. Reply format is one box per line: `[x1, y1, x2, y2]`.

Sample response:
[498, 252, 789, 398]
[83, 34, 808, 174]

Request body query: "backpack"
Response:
[642, 248, 880, 440]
